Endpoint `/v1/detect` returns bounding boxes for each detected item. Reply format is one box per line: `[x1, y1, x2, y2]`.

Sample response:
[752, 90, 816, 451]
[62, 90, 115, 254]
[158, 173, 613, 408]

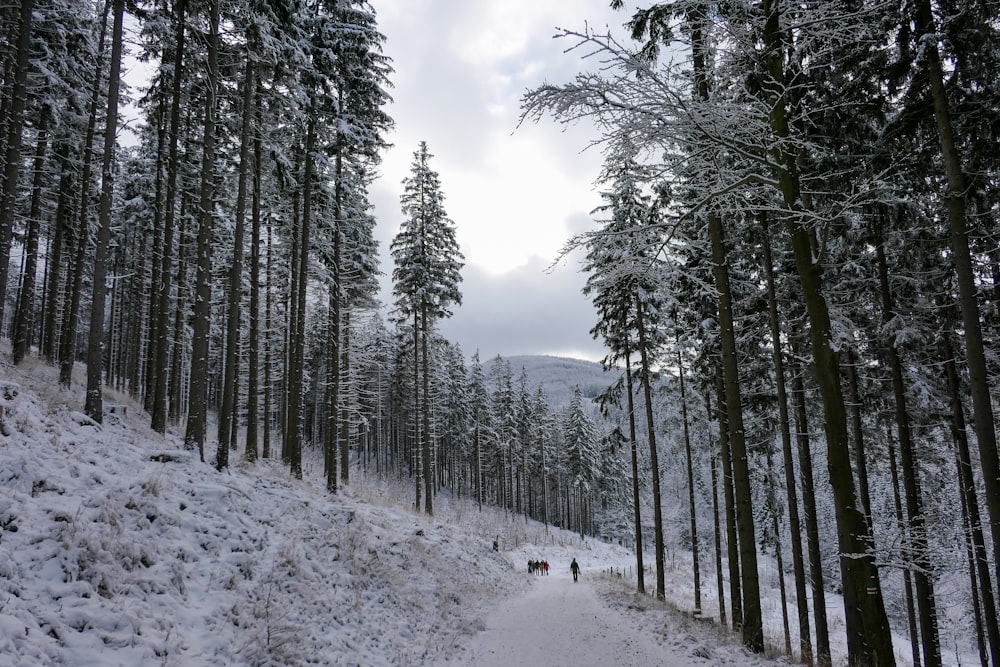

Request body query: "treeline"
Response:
[523, 2, 1000, 666]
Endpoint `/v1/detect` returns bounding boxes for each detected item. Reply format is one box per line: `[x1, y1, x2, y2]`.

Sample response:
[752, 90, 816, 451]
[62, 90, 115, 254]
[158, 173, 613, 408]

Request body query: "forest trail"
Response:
[436, 568, 690, 666]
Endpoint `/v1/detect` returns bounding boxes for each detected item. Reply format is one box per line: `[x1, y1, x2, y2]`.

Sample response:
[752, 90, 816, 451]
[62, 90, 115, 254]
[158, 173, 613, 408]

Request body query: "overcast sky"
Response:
[370, 1, 633, 363]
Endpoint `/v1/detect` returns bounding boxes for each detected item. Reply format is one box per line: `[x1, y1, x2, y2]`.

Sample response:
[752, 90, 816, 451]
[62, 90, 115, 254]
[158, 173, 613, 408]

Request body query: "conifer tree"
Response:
[390, 142, 463, 515]
[581, 153, 670, 600]
[83, 0, 126, 423]
[0, 0, 34, 327]
[563, 385, 598, 537]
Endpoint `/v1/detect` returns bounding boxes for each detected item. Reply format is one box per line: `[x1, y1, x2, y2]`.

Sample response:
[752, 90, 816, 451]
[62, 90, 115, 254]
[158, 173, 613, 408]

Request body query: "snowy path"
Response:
[437, 570, 691, 667]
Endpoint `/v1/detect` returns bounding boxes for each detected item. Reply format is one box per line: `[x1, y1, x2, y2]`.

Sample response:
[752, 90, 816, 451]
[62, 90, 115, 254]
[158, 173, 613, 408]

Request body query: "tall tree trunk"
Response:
[888, 428, 921, 667]
[941, 334, 1000, 666]
[876, 234, 941, 666]
[217, 54, 255, 470]
[709, 210, 762, 651]
[84, 0, 125, 422]
[707, 388, 727, 626]
[624, 342, 645, 595]
[413, 310, 421, 510]
[915, 0, 1000, 600]
[282, 180, 299, 465]
[636, 296, 665, 600]
[844, 349, 874, 520]
[715, 362, 743, 631]
[768, 445, 792, 657]
[334, 138, 348, 487]
[183, 0, 220, 458]
[325, 282, 340, 493]
[168, 197, 189, 423]
[60, 0, 110, 388]
[12, 109, 49, 364]
[0, 0, 34, 326]
[285, 120, 313, 478]
[761, 218, 812, 664]
[43, 142, 74, 362]
[262, 219, 274, 460]
[677, 339, 700, 613]
[961, 490, 990, 667]
[761, 2, 893, 661]
[422, 305, 433, 515]
[151, 0, 187, 433]
[245, 94, 262, 463]
[143, 80, 168, 414]
[475, 418, 482, 511]
[791, 359, 831, 666]
[125, 219, 147, 396]
[691, 6, 761, 640]
[339, 310, 351, 485]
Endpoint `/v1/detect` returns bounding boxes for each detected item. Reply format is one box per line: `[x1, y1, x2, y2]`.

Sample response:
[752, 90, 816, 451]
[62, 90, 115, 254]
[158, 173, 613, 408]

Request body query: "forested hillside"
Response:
[1, 2, 998, 666]
[484, 354, 611, 406]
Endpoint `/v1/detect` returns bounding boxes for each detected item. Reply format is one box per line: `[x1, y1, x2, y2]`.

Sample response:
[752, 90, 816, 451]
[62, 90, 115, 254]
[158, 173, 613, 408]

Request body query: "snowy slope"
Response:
[0, 353, 958, 666]
[0, 357, 525, 666]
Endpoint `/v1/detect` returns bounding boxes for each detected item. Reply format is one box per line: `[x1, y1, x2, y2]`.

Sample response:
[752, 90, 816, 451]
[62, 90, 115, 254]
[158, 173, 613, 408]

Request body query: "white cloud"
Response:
[373, 1, 632, 360]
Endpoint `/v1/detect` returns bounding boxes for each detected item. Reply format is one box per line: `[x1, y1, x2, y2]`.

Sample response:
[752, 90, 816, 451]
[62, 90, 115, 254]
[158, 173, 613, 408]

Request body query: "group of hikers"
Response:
[527, 559, 549, 575]
[525, 557, 581, 582]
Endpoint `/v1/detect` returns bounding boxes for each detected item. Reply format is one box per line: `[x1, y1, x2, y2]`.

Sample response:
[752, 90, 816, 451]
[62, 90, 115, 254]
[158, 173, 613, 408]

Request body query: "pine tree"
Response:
[581, 153, 669, 598]
[0, 0, 34, 327]
[183, 0, 220, 459]
[563, 385, 599, 537]
[390, 141, 463, 515]
[467, 351, 494, 511]
[83, 0, 126, 423]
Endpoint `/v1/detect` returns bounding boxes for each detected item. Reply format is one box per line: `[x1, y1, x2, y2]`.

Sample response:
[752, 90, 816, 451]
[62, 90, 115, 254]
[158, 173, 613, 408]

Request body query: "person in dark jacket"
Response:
[570, 558, 580, 582]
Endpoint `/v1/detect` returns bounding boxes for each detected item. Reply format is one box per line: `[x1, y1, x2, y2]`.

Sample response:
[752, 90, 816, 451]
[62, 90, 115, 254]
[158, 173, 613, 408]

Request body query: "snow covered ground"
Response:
[0, 354, 972, 665]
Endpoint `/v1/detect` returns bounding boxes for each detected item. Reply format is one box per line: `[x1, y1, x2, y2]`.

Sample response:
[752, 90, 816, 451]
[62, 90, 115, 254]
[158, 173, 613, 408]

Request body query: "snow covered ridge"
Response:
[0, 361, 526, 666]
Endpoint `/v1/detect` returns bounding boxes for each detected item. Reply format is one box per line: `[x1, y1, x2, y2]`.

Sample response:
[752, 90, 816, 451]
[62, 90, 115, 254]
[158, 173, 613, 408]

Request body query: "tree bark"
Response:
[636, 296, 665, 600]
[844, 349, 874, 521]
[150, 0, 187, 433]
[325, 281, 340, 493]
[262, 217, 274, 460]
[0, 0, 34, 326]
[42, 142, 74, 362]
[708, 210, 762, 651]
[422, 305, 433, 515]
[915, 0, 1000, 601]
[707, 388, 728, 626]
[941, 334, 1000, 666]
[888, 428, 921, 667]
[12, 110, 49, 365]
[245, 89, 263, 463]
[60, 0, 109, 388]
[624, 342, 645, 595]
[761, 218, 812, 664]
[876, 233, 940, 666]
[84, 0, 126, 422]
[217, 54, 255, 470]
[339, 310, 352, 485]
[678, 342, 698, 609]
[183, 0, 220, 459]
[761, 2, 893, 661]
[143, 79, 167, 414]
[714, 361, 743, 633]
[790, 359, 831, 666]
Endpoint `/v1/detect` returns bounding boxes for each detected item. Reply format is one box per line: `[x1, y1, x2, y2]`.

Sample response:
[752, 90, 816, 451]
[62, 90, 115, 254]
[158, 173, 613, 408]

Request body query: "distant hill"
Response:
[482, 354, 617, 407]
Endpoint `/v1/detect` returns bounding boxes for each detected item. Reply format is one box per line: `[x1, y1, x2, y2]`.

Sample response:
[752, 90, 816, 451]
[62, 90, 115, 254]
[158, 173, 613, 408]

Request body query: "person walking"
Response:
[570, 558, 580, 582]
